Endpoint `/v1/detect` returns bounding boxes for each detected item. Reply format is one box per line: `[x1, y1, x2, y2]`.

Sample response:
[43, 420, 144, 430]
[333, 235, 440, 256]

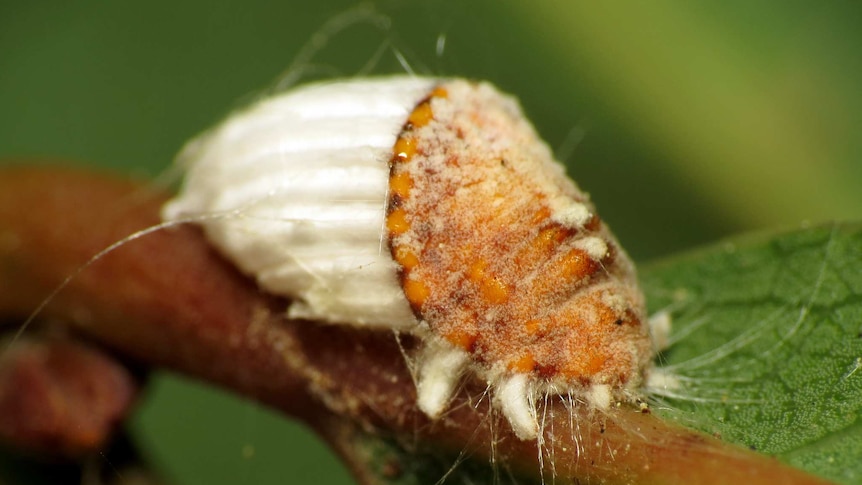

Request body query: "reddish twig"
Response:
[0, 337, 138, 457]
[0, 165, 833, 484]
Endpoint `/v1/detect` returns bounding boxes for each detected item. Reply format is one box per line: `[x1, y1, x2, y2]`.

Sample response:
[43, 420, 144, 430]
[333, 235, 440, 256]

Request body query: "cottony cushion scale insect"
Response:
[162, 76, 663, 440]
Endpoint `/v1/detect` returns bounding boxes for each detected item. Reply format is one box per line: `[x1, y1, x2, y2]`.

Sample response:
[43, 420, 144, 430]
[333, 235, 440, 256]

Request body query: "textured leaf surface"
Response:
[643, 222, 862, 484]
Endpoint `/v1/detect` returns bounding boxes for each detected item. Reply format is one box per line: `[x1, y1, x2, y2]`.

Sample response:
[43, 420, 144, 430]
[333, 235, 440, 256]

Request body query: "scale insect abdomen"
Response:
[163, 76, 655, 440]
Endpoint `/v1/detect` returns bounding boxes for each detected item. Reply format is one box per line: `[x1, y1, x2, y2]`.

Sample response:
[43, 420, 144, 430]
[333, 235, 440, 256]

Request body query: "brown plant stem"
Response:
[0, 165, 833, 485]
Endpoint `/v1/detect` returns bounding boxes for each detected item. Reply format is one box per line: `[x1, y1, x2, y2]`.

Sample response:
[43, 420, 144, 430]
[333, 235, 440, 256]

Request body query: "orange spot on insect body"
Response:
[430, 86, 449, 99]
[394, 137, 417, 162]
[389, 171, 412, 199]
[536, 226, 569, 251]
[509, 353, 536, 373]
[467, 259, 510, 304]
[511, 224, 571, 276]
[531, 206, 551, 225]
[394, 247, 419, 271]
[386, 208, 410, 235]
[444, 328, 477, 351]
[467, 259, 489, 283]
[557, 248, 599, 281]
[403, 278, 430, 307]
[407, 102, 434, 128]
[524, 319, 542, 335]
[585, 353, 608, 376]
[480, 276, 509, 304]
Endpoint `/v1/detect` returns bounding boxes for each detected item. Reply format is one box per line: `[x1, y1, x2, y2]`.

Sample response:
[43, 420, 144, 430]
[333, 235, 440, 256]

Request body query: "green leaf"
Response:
[642, 222, 862, 484]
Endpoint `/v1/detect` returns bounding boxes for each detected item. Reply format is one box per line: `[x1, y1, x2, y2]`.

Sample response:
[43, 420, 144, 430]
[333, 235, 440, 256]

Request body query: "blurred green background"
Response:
[1, 1, 861, 483]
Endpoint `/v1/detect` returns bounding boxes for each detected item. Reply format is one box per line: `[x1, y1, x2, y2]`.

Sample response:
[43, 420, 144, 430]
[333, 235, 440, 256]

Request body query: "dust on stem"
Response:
[0, 165, 832, 485]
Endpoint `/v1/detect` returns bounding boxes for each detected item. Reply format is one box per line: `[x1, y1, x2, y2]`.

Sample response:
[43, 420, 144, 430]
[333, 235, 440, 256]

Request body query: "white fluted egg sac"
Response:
[163, 78, 436, 328]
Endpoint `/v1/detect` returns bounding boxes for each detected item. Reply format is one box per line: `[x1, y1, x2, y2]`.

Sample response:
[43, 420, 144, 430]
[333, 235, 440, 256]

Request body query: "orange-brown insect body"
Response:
[387, 80, 651, 393]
